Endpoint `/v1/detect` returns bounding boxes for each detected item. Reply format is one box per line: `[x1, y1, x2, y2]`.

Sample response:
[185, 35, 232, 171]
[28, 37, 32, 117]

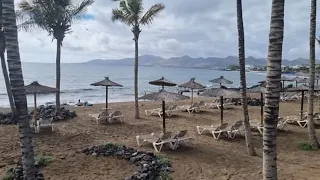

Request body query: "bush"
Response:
[157, 171, 172, 180]
[1, 171, 13, 180]
[156, 154, 171, 167]
[298, 142, 313, 151]
[35, 155, 53, 166]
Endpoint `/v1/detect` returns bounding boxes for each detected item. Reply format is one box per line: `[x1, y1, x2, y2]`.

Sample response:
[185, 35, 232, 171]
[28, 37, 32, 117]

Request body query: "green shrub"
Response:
[35, 155, 53, 166]
[157, 171, 173, 180]
[156, 154, 171, 167]
[1, 170, 13, 180]
[298, 142, 313, 151]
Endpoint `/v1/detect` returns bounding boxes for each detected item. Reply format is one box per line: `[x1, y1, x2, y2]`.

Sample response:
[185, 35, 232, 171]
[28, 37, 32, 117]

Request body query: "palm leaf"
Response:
[111, 8, 132, 26]
[140, 3, 164, 25]
[127, 0, 143, 21]
[68, 0, 94, 20]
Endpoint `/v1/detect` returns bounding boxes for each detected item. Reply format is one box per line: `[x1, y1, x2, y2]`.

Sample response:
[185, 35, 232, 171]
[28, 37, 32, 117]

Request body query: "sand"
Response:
[1, 98, 320, 180]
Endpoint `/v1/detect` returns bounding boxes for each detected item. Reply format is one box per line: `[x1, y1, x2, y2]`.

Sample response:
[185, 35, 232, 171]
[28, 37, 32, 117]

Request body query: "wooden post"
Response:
[260, 92, 264, 125]
[300, 91, 304, 120]
[106, 86, 108, 113]
[34, 93, 37, 124]
[220, 96, 223, 124]
[191, 89, 193, 104]
[162, 100, 166, 133]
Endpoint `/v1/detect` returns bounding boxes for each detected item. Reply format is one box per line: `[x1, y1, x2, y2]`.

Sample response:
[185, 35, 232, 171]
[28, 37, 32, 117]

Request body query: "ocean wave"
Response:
[61, 88, 96, 94]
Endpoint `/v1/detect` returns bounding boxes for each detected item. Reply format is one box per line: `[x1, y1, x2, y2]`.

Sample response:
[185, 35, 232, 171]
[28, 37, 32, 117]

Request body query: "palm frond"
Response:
[127, 0, 143, 21]
[140, 3, 164, 26]
[68, 0, 94, 20]
[111, 8, 132, 26]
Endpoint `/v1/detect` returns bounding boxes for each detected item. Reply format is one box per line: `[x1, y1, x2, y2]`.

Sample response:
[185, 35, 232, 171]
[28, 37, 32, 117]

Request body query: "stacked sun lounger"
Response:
[89, 110, 124, 124]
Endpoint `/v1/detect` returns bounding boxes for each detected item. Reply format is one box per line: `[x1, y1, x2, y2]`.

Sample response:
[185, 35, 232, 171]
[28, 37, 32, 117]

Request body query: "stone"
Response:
[92, 152, 97, 156]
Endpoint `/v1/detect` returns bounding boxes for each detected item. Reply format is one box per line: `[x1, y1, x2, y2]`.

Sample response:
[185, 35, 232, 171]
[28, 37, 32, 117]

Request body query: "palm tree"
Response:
[0, 3, 16, 116]
[236, 0, 256, 156]
[2, 0, 36, 178]
[111, 0, 165, 119]
[18, 0, 94, 114]
[263, 0, 285, 179]
[307, 0, 320, 149]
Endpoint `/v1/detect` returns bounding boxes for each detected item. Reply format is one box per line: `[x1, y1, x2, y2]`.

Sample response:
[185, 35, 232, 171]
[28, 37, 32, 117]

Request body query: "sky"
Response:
[14, 0, 320, 63]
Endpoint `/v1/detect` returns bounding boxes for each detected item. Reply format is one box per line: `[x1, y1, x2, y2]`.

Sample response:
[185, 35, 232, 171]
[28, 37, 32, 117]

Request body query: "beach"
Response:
[1, 99, 320, 180]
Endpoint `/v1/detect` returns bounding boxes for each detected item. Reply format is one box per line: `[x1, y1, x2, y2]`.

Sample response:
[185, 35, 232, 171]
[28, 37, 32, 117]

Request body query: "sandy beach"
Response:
[1, 98, 320, 180]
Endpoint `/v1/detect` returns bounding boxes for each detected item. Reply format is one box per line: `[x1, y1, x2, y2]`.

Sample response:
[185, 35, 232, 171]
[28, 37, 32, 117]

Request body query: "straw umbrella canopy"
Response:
[200, 88, 240, 123]
[139, 89, 189, 133]
[149, 76, 176, 89]
[178, 78, 205, 103]
[280, 75, 294, 88]
[90, 77, 123, 110]
[25, 81, 57, 122]
[209, 76, 233, 86]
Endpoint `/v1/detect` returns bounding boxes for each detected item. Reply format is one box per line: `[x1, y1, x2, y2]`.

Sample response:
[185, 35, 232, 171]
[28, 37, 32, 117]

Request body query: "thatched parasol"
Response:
[280, 75, 294, 88]
[25, 81, 57, 122]
[139, 89, 189, 133]
[200, 88, 240, 123]
[149, 76, 176, 89]
[178, 78, 205, 103]
[91, 77, 123, 110]
[209, 76, 233, 86]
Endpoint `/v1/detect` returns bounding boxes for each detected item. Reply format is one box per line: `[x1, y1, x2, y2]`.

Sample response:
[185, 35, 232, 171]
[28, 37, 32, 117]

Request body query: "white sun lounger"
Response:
[185, 103, 200, 113]
[36, 117, 54, 133]
[136, 132, 175, 153]
[284, 115, 308, 128]
[205, 99, 219, 109]
[172, 130, 193, 149]
[108, 110, 124, 123]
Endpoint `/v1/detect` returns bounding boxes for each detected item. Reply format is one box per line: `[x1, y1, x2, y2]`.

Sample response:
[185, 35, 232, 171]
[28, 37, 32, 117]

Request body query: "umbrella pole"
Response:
[106, 86, 108, 113]
[191, 89, 193, 103]
[296, 81, 298, 87]
[260, 93, 263, 125]
[34, 93, 37, 124]
[162, 100, 166, 133]
[301, 91, 304, 120]
[220, 96, 223, 124]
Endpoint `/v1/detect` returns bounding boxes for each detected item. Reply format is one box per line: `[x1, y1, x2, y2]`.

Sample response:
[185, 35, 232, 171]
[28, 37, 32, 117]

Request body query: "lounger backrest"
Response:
[198, 101, 205, 106]
[99, 111, 109, 117]
[112, 110, 122, 117]
[170, 105, 177, 110]
[231, 121, 243, 130]
[160, 132, 173, 141]
[217, 123, 229, 130]
[176, 130, 187, 138]
[190, 103, 199, 108]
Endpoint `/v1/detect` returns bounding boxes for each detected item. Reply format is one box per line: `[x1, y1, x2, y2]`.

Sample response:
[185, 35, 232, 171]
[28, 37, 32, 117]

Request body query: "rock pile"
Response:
[2, 165, 44, 180]
[0, 112, 16, 124]
[30, 105, 76, 121]
[82, 143, 173, 180]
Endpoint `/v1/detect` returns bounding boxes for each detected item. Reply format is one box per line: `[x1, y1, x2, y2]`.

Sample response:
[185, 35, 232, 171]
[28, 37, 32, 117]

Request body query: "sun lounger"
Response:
[197, 125, 217, 134]
[198, 101, 206, 110]
[227, 121, 244, 139]
[108, 110, 124, 123]
[211, 123, 230, 139]
[205, 99, 219, 109]
[145, 108, 162, 117]
[284, 115, 308, 128]
[166, 105, 178, 116]
[36, 117, 54, 133]
[136, 132, 175, 153]
[172, 130, 193, 149]
[185, 103, 200, 113]
[30, 119, 38, 133]
[217, 98, 233, 110]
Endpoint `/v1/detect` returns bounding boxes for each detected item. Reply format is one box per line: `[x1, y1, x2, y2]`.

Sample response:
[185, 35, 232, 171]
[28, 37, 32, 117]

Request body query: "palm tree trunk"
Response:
[1, 52, 16, 114]
[133, 32, 140, 119]
[55, 39, 61, 114]
[0, 3, 15, 115]
[236, 0, 256, 156]
[263, 0, 285, 179]
[307, 0, 320, 149]
[2, 0, 36, 179]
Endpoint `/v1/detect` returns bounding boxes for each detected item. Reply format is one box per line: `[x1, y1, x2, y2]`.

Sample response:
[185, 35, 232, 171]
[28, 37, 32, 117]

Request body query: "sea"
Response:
[0, 63, 268, 107]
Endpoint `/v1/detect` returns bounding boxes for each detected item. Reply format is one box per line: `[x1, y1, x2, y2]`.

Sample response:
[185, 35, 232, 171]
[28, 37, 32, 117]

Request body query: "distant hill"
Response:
[84, 55, 317, 69]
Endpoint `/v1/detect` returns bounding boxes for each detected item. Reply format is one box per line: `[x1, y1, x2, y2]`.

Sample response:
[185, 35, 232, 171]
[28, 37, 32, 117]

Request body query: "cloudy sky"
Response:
[14, 0, 320, 63]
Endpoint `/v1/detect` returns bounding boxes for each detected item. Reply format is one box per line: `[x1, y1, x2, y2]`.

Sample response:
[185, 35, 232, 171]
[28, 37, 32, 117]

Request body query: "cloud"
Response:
[14, 0, 320, 62]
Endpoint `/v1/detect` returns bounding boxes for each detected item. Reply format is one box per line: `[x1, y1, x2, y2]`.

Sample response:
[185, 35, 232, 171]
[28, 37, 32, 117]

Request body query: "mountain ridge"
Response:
[84, 54, 317, 69]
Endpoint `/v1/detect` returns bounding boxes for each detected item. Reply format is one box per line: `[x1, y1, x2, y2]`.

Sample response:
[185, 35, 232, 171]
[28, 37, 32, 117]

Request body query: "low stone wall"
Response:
[82, 143, 173, 180]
